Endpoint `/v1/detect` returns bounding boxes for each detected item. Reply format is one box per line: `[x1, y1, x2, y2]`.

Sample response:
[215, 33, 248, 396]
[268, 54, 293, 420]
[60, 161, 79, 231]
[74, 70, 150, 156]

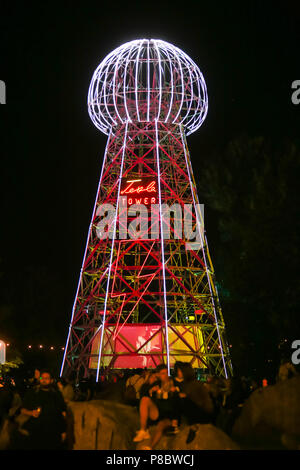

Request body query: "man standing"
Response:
[20, 370, 67, 449]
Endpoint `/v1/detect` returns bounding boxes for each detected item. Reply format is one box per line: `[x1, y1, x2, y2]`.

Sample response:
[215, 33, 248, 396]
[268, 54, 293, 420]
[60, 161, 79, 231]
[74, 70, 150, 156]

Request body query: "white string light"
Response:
[155, 119, 170, 375]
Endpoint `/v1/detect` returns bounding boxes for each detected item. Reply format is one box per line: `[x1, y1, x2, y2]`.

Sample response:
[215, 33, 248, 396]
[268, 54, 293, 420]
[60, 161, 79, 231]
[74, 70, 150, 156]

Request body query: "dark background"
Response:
[0, 1, 299, 378]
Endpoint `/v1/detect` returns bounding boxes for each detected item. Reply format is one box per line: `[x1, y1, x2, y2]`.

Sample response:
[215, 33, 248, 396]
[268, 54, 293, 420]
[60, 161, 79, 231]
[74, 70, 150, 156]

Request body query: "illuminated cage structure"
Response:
[61, 39, 233, 381]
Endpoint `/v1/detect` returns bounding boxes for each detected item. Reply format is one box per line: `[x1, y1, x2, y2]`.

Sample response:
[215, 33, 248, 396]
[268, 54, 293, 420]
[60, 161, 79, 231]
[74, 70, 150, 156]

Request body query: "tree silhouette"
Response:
[197, 135, 300, 378]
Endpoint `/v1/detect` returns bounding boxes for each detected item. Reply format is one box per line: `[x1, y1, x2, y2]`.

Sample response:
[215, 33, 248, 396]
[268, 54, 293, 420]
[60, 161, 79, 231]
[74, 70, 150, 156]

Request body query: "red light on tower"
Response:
[195, 308, 205, 315]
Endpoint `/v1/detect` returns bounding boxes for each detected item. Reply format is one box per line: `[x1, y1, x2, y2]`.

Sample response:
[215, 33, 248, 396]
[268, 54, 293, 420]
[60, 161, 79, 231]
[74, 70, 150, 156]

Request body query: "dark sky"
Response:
[0, 1, 299, 349]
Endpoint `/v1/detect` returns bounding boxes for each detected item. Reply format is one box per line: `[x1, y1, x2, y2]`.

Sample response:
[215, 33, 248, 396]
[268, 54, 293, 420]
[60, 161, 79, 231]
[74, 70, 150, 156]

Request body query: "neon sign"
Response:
[121, 180, 156, 195]
[120, 178, 157, 205]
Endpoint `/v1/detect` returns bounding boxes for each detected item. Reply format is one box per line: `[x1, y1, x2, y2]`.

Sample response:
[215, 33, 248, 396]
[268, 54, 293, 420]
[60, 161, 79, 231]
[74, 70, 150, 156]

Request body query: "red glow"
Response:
[195, 308, 205, 315]
[262, 379, 268, 387]
[90, 324, 162, 369]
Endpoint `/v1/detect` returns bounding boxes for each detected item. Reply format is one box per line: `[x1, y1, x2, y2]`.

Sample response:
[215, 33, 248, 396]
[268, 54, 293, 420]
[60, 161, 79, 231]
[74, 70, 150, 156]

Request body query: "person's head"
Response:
[251, 378, 258, 387]
[155, 364, 169, 383]
[39, 370, 53, 389]
[146, 371, 158, 384]
[178, 363, 195, 383]
[174, 361, 184, 379]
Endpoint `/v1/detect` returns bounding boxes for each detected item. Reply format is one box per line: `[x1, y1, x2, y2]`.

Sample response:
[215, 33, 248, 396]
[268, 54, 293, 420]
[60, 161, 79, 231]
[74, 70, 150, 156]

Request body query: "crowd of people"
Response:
[0, 358, 298, 450]
[125, 362, 250, 449]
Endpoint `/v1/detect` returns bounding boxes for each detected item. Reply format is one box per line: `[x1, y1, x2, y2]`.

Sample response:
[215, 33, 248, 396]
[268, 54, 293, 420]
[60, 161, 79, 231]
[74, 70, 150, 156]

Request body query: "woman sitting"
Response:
[133, 364, 180, 449]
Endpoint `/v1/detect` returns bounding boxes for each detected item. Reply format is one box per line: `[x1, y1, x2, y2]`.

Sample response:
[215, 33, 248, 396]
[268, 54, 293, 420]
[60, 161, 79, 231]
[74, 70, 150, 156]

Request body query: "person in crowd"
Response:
[132, 370, 160, 444]
[138, 371, 159, 399]
[56, 377, 75, 450]
[220, 377, 232, 407]
[216, 376, 246, 435]
[180, 363, 214, 421]
[250, 378, 259, 392]
[26, 369, 41, 390]
[175, 363, 214, 444]
[133, 364, 180, 449]
[74, 377, 94, 401]
[173, 361, 185, 392]
[0, 377, 14, 435]
[205, 375, 224, 423]
[19, 369, 67, 449]
[56, 378, 74, 403]
[124, 369, 147, 405]
[169, 361, 190, 431]
[277, 358, 298, 382]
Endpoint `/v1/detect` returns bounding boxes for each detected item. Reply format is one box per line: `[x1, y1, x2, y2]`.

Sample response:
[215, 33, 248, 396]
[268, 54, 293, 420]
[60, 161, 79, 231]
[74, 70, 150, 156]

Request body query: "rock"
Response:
[137, 423, 239, 450]
[0, 419, 11, 450]
[162, 424, 239, 450]
[1, 398, 240, 450]
[68, 400, 239, 450]
[281, 433, 300, 450]
[68, 399, 139, 450]
[232, 376, 300, 449]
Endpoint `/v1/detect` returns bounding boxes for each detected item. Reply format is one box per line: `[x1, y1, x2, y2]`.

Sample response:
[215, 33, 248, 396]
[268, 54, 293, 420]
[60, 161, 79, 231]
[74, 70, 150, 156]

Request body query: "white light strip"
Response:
[95, 121, 129, 382]
[123, 43, 136, 123]
[88, 70, 111, 134]
[161, 42, 174, 124]
[147, 40, 150, 122]
[179, 55, 194, 125]
[153, 40, 162, 121]
[113, 47, 127, 124]
[103, 52, 119, 127]
[155, 119, 170, 374]
[135, 40, 144, 122]
[60, 131, 112, 377]
[185, 62, 207, 133]
[180, 125, 228, 378]
[171, 46, 185, 124]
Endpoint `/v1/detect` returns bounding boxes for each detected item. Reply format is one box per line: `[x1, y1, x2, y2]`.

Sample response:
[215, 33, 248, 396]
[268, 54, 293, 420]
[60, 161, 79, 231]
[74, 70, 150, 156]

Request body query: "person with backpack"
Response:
[124, 369, 148, 405]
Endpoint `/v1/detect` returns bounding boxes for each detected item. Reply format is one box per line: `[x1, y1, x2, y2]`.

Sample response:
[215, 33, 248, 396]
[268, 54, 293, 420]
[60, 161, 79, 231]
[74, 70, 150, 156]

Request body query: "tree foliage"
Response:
[198, 135, 300, 377]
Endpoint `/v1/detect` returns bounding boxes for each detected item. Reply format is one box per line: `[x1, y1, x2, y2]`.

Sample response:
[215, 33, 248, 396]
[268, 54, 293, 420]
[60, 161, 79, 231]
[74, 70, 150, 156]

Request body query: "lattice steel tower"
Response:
[61, 39, 232, 381]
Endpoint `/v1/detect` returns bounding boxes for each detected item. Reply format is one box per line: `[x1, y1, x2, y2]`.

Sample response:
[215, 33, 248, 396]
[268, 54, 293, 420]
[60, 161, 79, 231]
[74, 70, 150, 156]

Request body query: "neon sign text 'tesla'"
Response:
[120, 177, 157, 205]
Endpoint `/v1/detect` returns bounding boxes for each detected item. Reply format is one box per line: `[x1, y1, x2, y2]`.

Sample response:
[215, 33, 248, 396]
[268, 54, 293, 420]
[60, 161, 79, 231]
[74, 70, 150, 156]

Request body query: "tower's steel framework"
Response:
[61, 39, 232, 381]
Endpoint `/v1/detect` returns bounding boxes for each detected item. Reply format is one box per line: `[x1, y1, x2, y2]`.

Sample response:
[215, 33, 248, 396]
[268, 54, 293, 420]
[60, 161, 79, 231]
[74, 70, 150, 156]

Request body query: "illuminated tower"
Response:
[61, 39, 232, 381]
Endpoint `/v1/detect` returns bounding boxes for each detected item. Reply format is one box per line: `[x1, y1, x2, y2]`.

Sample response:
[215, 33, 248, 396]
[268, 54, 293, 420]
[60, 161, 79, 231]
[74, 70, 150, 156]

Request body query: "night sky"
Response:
[0, 1, 299, 376]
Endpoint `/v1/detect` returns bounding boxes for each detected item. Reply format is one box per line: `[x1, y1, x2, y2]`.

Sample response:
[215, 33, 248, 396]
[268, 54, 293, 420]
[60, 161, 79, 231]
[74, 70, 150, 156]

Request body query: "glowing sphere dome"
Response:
[88, 39, 208, 135]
